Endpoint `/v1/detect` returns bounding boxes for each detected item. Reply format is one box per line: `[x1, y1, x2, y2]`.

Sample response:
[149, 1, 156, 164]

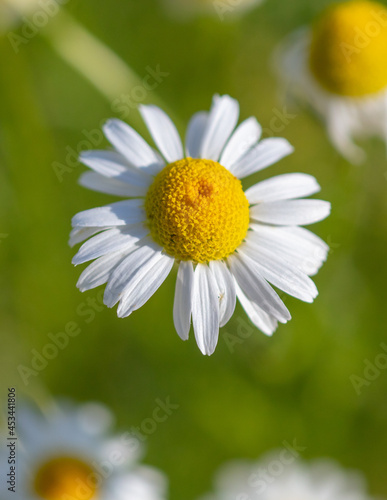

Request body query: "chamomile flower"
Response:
[70, 94, 330, 356]
[0, 401, 167, 500]
[200, 453, 371, 500]
[275, 0, 387, 164]
[161, 0, 264, 21]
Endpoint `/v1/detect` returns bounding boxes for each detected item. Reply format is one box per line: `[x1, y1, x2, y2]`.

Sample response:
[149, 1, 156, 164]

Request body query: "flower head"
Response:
[70, 94, 330, 355]
[275, 0, 387, 163]
[200, 452, 371, 500]
[309, 1, 387, 97]
[0, 401, 167, 500]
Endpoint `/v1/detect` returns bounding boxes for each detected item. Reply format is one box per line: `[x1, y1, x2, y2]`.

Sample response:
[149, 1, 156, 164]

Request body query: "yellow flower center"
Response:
[309, 0, 387, 96]
[33, 456, 97, 500]
[145, 158, 250, 263]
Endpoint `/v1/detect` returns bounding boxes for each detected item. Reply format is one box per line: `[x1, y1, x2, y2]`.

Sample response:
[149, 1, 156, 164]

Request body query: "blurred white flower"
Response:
[0, 0, 43, 32]
[161, 0, 264, 21]
[0, 400, 167, 500]
[200, 452, 372, 500]
[275, 0, 387, 164]
[70, 94, 330, 356]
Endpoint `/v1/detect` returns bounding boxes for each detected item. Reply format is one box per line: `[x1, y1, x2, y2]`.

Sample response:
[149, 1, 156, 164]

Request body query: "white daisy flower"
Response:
[70, 94, 330, 356]
[275, 0, 387, 164]
[0, 401, 167, 500]
[200, 453, 371, 500]
[161, 0, 264, 21]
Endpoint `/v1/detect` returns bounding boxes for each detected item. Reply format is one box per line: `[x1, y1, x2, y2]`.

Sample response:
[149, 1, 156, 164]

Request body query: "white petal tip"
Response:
[262, 329, 275, 337]
[78, 150, 90, 161]
[103, 118, 115, 127]
[318, 202, 332, 221]
[200, 346, 216, 356]
[117, 310, 132, 319]
[103, 295, 115, 308]
[279, 313, 291, 324]
[276, 138, 294, 154]
[176, 329, 190, 341]
[72, 253, 88, 265]
[102, 118, 121, 135]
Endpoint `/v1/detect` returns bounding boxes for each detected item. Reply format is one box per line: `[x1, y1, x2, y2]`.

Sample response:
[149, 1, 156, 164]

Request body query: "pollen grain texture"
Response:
[145, 158, 250, 263]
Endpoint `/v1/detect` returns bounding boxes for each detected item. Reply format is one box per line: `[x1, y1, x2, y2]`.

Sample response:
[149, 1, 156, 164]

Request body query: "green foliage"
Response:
[1, 1, 387, 498]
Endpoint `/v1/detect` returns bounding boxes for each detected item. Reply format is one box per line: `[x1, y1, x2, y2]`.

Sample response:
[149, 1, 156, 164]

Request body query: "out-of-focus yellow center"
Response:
[33, 456, 97, 500]
[309, 0, 387, 96]
[145, 158, 250, 263]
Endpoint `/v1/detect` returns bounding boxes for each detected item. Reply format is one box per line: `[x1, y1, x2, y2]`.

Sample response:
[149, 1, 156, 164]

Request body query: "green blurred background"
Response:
[1, 0, 387, 498]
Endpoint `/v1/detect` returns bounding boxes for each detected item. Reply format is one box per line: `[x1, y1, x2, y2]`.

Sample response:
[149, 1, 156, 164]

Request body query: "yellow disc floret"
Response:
[145, 158, 250, 263]
[309, 1, 387, 96]
[34, 456, 97, 500]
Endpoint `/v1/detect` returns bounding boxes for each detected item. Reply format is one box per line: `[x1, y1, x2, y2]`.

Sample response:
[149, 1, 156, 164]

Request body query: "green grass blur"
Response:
[1, 0, 387, 498]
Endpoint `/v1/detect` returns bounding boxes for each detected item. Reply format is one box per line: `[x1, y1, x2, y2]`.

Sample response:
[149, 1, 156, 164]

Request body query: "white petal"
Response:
[117, 254, 174, 318]
[103, 119, 164, 175]
[79, 172, 148, 198]
[79, 150, 152, 187]
[245, 173, 320, 204]
[192, 264, 220, 356]
[209, 260, 236, 328]
[238, 244, 318, 302]
[140, 104, 183, 162]
[77, 251, 127, 292]
[185, 111, 208, 158]
[250, 199, 331, 226]
[229, 138, 294, 178]
[228, 254, 290, 323]
[109, 467, 167, 500]
[220, 117, 262, 169]
[72, 225, 148, 265]
[234, 280, 278, 336]
[200, 95, 240, 161]
[72, 200, 146, 228]
[326, 101, 366, 165]
[69, 227, 108, 247]
[173, 261, 194, 341]
[104, 238, 162, 307]
[248, 224, 329, 275]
